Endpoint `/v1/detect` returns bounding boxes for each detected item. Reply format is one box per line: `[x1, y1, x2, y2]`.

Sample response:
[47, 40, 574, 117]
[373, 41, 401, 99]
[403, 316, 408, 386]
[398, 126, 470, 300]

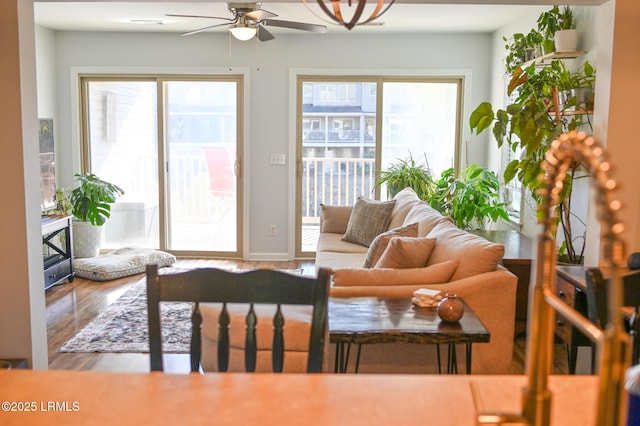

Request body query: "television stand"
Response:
[42, 215, 74, 290]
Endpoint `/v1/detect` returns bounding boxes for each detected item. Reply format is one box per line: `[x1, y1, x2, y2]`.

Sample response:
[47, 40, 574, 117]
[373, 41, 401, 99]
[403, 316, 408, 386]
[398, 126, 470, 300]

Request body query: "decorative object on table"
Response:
[628, 252, 640, 270]
[0, 360, 12, 369]
[412, 288, 442, 308]
[437, 293, 464, 323]
[62, 173, 125, 258]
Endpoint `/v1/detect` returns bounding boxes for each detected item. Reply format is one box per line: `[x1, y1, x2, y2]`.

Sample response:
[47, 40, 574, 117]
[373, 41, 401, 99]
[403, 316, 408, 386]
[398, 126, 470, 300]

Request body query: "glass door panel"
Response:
[297, 80, 377, 255]
[165, 81, 238, 253]
[86, 80, 160, 249]
[380, 81, 460, 198]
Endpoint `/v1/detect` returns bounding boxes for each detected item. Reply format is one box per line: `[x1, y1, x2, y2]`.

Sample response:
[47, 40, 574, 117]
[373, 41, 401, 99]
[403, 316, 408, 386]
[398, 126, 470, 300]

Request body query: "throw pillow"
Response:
[332, 260, 458, 287]
[426, 221, 505, 280]
[362, 222, 419, 268]
[374, 237, 436, 269]
[320, 204, 353, 233]
[342, 196, 396, 247]
[386, 187, 423, 230]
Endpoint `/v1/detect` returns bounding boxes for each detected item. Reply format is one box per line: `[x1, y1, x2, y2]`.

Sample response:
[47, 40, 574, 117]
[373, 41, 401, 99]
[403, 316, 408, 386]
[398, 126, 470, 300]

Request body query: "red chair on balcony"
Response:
[202, 146, 236, 200]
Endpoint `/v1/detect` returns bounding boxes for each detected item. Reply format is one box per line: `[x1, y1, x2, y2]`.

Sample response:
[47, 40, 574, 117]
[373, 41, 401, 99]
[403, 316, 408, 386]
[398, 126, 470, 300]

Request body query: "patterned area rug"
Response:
[57, 268, 303, 353]
[58, 278, 192, 353]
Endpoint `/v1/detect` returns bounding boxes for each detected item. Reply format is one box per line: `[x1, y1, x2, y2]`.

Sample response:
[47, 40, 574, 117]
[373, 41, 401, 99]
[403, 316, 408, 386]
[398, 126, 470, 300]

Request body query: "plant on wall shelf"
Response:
[429, 165, 509, 230]
[469, 6, 595, 264]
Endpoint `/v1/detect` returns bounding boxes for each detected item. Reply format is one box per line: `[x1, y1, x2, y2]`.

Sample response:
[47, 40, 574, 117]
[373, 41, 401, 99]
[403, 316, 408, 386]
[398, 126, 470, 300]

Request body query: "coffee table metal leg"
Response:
[355, 344, 362, 373]
[334, 342, 353, 373]
[436, 344, 442, 374]
[466, 343, 472, 374]
[447, 343, 458, 374]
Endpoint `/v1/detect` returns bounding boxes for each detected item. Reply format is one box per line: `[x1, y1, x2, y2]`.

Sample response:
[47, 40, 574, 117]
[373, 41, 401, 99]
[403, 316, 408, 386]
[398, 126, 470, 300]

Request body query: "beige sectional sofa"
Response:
[319, 187, 518, 374]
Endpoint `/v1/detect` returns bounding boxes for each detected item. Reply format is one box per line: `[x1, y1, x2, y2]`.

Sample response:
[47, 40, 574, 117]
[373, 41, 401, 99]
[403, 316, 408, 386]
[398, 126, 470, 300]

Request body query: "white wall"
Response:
[44, 30, 493, 259]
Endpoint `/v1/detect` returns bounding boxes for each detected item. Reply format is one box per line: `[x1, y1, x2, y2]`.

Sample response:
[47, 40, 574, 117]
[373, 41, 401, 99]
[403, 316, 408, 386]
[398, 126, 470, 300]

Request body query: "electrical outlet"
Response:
[269, 224, 277, 236]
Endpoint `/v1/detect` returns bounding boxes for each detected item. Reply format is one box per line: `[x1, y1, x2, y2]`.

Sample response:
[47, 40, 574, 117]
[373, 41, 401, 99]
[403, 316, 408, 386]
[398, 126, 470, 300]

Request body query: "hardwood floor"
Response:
[46, 258, 572, 374]
[46, 258, 313, 372]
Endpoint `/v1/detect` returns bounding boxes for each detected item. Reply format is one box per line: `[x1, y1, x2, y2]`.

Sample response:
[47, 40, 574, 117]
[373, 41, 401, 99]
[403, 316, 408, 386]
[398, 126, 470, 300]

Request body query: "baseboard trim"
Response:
[247, 252, 292, 261]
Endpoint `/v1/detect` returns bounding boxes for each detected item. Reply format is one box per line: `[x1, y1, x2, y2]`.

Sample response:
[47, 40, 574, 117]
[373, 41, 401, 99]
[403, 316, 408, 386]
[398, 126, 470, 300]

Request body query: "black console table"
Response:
[42, 215, 74, 290]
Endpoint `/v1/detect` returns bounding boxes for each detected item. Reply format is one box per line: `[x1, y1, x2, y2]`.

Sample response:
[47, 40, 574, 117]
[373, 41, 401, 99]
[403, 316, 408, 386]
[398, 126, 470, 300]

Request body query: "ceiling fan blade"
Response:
[166, 14, 235, 22]
[257, 25, 276, 42]
[262, 19, 327, 34]
[180, 21, 235, 37]
[245, 9, 278, 21]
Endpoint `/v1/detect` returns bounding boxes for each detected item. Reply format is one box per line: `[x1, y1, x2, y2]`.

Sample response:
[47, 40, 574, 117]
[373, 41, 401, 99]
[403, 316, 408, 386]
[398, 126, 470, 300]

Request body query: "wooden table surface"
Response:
[329, 297, 490, 345]
[0, 370, 600, 425]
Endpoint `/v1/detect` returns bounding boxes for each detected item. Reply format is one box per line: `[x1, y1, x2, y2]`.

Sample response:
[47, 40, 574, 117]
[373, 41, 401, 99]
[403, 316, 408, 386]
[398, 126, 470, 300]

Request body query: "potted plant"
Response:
[537, 5, 577, 53]
[469, 55, 595, 264]
[375, 153, 436, 201]
[68, 173, 124, 258]
[504, 29, 543, 74]
[429, 165, 509, 230]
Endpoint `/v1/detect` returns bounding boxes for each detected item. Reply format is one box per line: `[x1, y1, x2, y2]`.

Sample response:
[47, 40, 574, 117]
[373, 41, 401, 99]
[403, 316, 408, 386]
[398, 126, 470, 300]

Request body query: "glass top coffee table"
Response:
[328, 297, 490, 374]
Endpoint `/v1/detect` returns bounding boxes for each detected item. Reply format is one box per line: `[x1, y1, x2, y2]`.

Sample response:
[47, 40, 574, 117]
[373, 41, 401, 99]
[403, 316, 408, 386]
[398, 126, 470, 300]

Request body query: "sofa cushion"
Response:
[342, 197, 396, 247]
[374, 237, 436, 269]
[387, 187, 423, 230]
[362, 222, 419, 268]
[317, 232, 369, 254]
[315, 251, 368, 270]
[74, 246, 176, 281]
[320, 204, 353, 234]
[402, 202, 453, 237]
[332, 260, 458, 287]
[426, 221, 505, 280]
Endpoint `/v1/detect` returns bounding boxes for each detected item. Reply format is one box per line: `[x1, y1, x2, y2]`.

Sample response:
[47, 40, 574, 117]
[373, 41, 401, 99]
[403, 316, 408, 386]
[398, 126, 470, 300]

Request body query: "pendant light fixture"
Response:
[309, 0, 395, 30]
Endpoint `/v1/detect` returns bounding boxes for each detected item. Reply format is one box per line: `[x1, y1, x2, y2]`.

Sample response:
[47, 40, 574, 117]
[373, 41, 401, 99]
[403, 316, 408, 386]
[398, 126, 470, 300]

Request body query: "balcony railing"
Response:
[301, 156, 376, 225]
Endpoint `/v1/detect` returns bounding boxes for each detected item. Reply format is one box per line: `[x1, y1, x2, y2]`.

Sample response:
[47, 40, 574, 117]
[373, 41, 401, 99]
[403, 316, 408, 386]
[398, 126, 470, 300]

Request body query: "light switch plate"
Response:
[270, 153, 286, 165]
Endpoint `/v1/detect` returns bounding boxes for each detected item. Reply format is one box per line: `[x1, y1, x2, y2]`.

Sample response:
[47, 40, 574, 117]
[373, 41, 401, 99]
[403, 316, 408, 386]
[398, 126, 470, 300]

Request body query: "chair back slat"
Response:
[217, 303, 230, 372]
[146, 265, 330, 373]
[245, 304, 257, 372]
[191, 303, 202, 373]
[273, 305, 285, 372]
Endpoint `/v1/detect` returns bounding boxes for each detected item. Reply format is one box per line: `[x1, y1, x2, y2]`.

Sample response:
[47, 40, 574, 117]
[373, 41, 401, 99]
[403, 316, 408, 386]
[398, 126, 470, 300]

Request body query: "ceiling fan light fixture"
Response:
[229, 23, 257, 41]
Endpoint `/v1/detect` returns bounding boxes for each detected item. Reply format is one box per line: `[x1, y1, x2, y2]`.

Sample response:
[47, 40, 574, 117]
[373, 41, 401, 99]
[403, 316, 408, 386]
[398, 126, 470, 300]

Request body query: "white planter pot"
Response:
[554, 29, 578, 52]
[73, 221, 104, 258]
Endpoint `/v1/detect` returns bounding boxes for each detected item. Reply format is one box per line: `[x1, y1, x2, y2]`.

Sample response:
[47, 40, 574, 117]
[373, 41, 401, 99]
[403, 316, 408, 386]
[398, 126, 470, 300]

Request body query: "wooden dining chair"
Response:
[145, 264, 330, 373]
[584, 267, 640, 369]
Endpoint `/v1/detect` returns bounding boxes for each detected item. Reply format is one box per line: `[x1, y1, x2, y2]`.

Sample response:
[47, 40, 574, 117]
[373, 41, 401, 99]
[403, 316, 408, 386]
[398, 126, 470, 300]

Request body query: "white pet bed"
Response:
[74, 247, 176, 281]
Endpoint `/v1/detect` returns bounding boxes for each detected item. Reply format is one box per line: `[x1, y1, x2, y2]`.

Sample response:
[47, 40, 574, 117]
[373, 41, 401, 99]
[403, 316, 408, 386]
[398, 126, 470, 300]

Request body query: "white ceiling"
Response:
[33, 2, 558, 36]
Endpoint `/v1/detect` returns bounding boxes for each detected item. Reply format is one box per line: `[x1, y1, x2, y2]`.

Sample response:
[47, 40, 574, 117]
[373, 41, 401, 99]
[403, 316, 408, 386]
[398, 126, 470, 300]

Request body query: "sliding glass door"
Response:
[295, 77, 461, 257]
[81, 76, 243, 256]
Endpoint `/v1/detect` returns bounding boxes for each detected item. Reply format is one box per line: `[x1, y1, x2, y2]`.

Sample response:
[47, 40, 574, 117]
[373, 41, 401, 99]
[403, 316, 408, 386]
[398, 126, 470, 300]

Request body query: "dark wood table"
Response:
[328, 297, 490, 374]
[471, 230, 535, 336]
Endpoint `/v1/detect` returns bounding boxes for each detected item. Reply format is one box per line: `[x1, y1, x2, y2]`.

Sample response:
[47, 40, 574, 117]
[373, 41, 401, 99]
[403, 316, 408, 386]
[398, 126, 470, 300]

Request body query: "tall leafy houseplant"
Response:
[469, 7, 595, 264]
[69, 173, 124, 258]
[429, 165, 509, 230]
[375, 154, 435, 201]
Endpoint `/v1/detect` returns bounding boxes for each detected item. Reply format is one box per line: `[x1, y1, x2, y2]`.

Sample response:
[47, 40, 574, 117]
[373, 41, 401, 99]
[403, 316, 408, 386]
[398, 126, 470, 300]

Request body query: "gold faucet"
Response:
[474, 130, 631, 425]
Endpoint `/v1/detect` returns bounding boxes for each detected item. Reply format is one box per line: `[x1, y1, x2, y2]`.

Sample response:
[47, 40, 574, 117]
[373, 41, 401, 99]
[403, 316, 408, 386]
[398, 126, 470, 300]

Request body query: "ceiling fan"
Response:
[167, 2, 327, 42]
